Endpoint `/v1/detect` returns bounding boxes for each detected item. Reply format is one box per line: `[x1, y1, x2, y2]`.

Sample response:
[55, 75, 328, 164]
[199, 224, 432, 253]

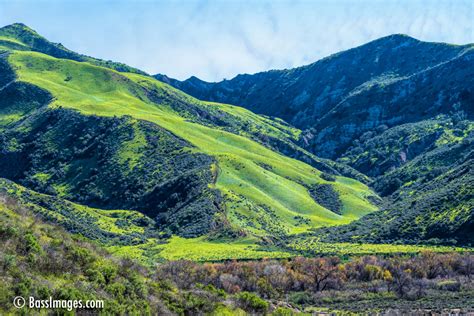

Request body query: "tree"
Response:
[390, 265, 412, 298]
[302, 257, 340, 292]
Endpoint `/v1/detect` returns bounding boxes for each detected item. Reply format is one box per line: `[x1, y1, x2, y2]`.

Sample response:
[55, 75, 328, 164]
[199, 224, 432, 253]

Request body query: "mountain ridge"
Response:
[156, 34, 436, 84]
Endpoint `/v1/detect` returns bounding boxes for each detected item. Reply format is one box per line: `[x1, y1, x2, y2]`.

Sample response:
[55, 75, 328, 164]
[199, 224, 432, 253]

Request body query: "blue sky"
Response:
[1, 0, 473, 81]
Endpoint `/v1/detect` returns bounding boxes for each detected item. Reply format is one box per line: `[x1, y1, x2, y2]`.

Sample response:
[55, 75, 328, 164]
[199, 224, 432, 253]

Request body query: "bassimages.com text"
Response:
[14, 296, 104, 311]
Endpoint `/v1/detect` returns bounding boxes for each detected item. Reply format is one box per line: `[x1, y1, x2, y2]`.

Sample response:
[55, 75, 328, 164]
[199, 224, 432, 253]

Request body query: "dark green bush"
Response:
[236, 291, 269, 313]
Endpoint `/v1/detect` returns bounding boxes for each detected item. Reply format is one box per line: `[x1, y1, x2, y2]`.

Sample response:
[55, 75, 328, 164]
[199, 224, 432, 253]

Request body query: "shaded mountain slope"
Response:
[154, 34, 471, 127]
[339, 116, 474, 195]
[308, 46, 474, 158]
[314, 116, 474, 246]
[0, 109, 220, 237]
[339, 117, 473, 177]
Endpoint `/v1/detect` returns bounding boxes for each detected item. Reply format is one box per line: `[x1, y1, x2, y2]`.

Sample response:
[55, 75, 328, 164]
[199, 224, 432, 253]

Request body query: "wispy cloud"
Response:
[1, 0, 472, 81]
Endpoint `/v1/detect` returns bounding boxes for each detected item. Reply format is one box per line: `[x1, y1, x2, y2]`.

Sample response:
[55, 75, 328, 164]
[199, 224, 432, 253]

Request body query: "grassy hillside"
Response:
[2, 177, 463, 264]
[319, 115, 474, 246]
[3, 48, 379, 240]
[313, 157, 473, 245]
[0, 108, 221, 238]
[2, 22, 471, 259]
[1, 22, 474, 315]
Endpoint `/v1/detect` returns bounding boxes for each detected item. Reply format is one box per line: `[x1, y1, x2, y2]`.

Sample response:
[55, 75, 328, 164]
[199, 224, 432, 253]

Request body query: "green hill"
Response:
[0, 23, 379, 260]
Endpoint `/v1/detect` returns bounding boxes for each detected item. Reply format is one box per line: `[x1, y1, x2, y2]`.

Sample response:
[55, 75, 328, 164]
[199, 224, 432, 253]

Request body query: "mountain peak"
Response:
[154, 73, 175, 85]
[385, 33, 416, 40]
[365, 33, 419, 48]
[0, 23, 45, 47]
[0, 22, 38, 35]
[8, 22, 29, 28]
[2, 22, 28, 29]
[187, 75, 206, 83]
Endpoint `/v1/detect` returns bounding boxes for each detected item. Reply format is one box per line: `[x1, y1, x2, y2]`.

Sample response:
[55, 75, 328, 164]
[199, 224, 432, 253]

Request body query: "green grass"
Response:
[286, 238, 471, 255]
[109, 236, 293, 262]
[116, 120, 147, 171]
[3, 178, 470, 264]
[109, 236, 472, 263]
[7, 50, 379, 238]
[154, 237, 471, 261]
[155, 236, 293, 261]
[0, 35, 27, 46]
[0, 36, 29, 50]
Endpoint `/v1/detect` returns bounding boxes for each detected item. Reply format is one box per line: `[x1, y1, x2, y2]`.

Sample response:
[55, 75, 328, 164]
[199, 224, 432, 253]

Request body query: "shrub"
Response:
[21, 233, 41, 254]
[320, 173, 336, 182]
[383, 269, 393, 282]
[236, 291, 269, 313]
[288, 291, 313, 306]
[200, 284, 226, 298]
[363, 264, 384, 281]
[68, 246, 95, 268]
[107, 282, 127, 300]
[85, 268, 106, 285]
[99, 263, 118, 284]
[390, 266, 413, 298]
[437, 280, 461, 292]
[1, 254, 16, 271]
[219, 273, 241, 294]
[272, 307, 298, 315]
[183, 291, 218, 315]
[0, 225, 18, 239]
